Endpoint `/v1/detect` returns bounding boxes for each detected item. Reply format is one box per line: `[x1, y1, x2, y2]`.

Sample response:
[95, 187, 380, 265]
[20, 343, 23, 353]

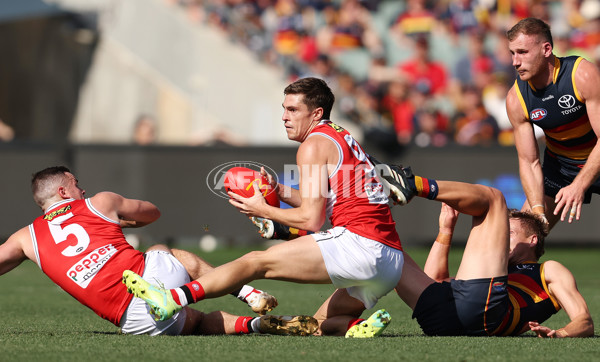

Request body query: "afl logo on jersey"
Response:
[530, 108, 547, 121]
[558, 95, 576, 109]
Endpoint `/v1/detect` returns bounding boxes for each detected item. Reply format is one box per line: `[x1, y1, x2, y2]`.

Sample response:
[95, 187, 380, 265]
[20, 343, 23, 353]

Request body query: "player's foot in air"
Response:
[122, 270, 181, 321]
[242, 288, 278, 315]
[376, 164, 417, 206]
[345, 309, 391, 338]
[258, 315, 319, 336]
[250, 217, 278, 239]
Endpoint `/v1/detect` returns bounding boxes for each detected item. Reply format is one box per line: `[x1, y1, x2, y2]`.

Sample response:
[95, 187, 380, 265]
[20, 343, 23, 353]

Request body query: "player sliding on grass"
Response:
[124, 77, 409, 337]
[419, 204, 593, 337]
[0, 166, 317, 336]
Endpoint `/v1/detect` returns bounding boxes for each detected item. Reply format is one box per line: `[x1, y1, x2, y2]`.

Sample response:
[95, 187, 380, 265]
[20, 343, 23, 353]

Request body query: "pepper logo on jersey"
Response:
[67, 244, 117, 288]
[530, 108, 547, 122]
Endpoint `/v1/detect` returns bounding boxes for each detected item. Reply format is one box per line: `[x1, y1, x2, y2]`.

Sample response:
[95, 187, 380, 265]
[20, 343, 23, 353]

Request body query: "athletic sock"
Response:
[170, 281, 205, 307]
[250, 317, 262, 333]
[232, 285, 257, 302]
[348, 318, 364, 330]
[230, 287, 242, 299]
[235, 316, 253, 334]
[288, 226, 312, 239]
[409, 176, 439, 200]
[234, 316, 261, 334]
[272, 222, 313, 240]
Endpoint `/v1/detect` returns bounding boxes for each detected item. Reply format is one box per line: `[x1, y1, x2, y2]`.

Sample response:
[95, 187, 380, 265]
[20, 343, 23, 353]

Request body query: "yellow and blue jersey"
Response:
[514, 56, 594, 162]
[493, 262, 560, 336]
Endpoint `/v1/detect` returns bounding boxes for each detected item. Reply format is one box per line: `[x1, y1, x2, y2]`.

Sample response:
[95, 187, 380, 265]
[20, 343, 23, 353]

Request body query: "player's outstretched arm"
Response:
[531, 260, 594, 338]
[529, 313, 593, 338]
[0, 228, 30, 276]
[506, 86, 546, 220]
[90, 191, 161, 228]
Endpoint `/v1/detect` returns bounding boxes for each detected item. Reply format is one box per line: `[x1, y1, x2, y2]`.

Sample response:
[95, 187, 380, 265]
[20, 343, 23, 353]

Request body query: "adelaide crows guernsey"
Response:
[29, 198, 145, 326]
[514, 56, 594, 162]
[493, 262, 560, 336]
[307, 120, 402, 251]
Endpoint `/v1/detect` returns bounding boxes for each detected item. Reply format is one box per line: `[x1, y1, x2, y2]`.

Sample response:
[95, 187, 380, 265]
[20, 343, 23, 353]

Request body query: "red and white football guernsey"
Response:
[29, 198, 145, 326]
[308, 120, 402, 250]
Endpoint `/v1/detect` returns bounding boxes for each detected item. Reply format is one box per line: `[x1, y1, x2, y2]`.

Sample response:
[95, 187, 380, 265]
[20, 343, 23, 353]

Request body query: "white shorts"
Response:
[120, 250, 191, 336]
[312, 226, 404, 309]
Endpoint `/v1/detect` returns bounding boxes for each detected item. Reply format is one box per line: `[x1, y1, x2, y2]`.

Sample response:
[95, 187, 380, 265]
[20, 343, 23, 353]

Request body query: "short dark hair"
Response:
[31, 166, 71, 208]
[284, 77, 335, 120]
[506, 17, 553, 48]
[508, 209, 549, 260]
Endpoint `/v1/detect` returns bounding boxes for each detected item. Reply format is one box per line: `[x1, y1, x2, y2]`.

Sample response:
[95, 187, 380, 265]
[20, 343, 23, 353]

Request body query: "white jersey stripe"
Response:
[28, 224, 42, 269]
[86, 198, 120, 225]
[307, 132, 343, 178]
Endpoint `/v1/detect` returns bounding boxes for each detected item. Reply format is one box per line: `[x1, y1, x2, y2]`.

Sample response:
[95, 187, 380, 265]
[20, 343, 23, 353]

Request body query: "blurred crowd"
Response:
[165, 0, 600, 151]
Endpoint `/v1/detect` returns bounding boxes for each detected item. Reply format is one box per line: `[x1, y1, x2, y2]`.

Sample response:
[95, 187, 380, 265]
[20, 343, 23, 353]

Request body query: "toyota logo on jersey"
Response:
[558, 94, 576, 109]
[530, 108, 547, 121]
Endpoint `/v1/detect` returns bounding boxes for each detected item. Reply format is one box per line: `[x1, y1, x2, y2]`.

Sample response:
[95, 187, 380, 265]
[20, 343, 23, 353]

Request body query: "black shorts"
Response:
[412, 276, 509, 336]
[543, 150, 600, 203]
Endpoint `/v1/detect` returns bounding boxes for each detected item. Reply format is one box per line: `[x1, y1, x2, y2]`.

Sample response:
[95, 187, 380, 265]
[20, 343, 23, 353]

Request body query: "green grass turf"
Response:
[0, 246, 598, 362]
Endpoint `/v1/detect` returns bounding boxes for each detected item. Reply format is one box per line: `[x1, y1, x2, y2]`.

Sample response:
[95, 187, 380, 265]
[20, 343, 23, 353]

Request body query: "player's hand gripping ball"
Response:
[224, 167, 280, 207]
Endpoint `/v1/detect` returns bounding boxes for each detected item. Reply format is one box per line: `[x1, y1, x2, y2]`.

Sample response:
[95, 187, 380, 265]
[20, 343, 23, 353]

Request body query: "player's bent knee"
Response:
[237, 250, 272, 276]
[483, 187, 508, 211]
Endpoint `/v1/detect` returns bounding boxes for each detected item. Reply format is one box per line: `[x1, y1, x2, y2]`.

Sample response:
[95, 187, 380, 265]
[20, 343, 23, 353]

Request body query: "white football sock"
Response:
[237, 285, 257, 301]
[250, 317, 262, 333]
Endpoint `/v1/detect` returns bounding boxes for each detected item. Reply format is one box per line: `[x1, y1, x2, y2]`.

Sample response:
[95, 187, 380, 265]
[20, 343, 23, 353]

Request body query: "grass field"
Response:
[1, 246, 599, 362]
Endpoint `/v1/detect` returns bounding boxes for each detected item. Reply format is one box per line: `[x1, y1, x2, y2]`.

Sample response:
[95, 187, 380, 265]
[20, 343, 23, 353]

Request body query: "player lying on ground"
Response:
[421, 203, 593, 337]
[320, 164, 594, 337]
[0, 166, 317, 336]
